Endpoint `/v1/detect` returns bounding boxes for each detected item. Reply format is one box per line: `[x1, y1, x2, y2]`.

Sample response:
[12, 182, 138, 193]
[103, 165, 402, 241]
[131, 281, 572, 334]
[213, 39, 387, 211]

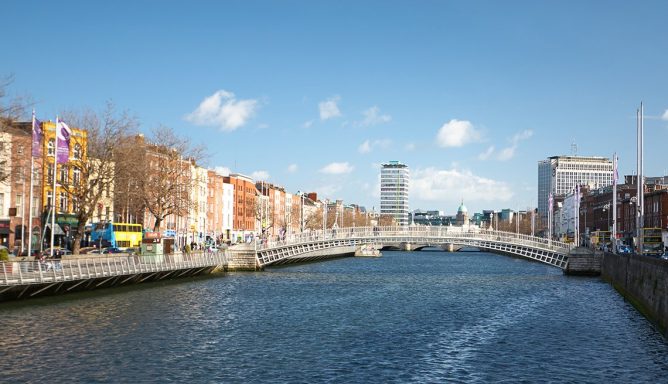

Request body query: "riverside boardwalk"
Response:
[0, 250, 227, 301]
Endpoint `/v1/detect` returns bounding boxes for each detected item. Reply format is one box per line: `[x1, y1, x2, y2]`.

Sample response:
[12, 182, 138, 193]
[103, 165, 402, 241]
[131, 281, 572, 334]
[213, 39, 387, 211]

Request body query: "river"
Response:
[1, 250, 666, 383]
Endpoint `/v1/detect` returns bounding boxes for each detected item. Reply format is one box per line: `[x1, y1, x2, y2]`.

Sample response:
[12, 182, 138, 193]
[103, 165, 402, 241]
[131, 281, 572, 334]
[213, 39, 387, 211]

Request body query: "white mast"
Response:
[50, 117, 59, 257]
[612, 152, 618, 252]
[26, 111, 36, 257]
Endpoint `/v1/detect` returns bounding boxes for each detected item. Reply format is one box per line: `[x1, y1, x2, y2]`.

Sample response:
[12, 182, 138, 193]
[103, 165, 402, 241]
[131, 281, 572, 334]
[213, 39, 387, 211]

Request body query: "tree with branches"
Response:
[0, 74, 32, 183]
[59, 102, 139, 254]
[134, 126, 206, 232]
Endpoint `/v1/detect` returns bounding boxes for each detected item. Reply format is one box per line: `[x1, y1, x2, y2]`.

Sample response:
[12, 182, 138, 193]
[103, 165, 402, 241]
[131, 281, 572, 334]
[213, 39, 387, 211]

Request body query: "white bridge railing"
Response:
[0, 251, 226, 289]
[255, 226, 573, 268]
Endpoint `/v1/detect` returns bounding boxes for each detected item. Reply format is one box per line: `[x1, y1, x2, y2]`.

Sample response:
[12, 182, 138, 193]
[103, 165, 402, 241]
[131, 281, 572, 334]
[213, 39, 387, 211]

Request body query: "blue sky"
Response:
[4, 1, 668, 214]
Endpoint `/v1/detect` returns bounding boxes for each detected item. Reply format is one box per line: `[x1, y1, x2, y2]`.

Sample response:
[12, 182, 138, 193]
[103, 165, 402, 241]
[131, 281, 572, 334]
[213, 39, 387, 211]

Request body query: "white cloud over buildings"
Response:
[186, 90, 258, 131]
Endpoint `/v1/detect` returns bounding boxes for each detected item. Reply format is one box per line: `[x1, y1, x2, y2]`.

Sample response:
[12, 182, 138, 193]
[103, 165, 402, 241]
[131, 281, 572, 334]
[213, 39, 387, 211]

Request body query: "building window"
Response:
[59, 165, 68, 184]
[73, 144, 83, 160]
[32, 196, 40, 218]
[16, 194, 22, 215]
[48, 139, 55, 156]
[47, 166, 54, 184]
[59, 193, 67, 212]
[73, 167, 81, 186]
[46, 192, 53, 210]
[72, 197, 79, 213]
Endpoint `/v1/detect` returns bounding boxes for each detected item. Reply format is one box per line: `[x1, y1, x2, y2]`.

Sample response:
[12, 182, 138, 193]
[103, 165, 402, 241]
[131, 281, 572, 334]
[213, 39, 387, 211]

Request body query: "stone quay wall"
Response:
[601, 253, 668, 337]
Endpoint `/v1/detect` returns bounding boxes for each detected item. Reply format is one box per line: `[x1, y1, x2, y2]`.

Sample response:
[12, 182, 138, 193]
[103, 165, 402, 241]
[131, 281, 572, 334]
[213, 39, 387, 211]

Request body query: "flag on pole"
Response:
[548, 192, 553, 213]
[56, 118, 71, 163]
[32, 116, 43, 157]
[613, 154, 619, 186]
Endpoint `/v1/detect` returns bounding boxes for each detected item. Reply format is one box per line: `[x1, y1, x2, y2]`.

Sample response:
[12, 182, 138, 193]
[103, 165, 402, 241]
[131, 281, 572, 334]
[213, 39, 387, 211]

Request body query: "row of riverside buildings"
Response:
[538, 155, 668, 247]
[0, 120, 375, 253]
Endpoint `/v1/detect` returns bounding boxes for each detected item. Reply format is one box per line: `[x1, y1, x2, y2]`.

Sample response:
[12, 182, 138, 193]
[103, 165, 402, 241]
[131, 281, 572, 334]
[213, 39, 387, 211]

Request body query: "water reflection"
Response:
[1, 251, 666, 383]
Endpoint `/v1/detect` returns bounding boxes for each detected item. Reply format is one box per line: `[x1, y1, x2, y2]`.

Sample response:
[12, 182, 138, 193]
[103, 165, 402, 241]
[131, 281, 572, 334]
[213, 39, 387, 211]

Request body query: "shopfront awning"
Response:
[45, 223, 66, 236]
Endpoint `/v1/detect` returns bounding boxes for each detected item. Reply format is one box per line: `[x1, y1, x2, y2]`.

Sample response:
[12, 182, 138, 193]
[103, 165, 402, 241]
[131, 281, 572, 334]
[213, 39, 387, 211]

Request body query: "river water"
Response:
[1, 250, 666, 383]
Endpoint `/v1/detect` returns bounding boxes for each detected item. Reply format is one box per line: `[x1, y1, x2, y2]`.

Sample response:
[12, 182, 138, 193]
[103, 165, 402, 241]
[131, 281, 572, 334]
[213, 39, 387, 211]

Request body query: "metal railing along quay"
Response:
[0, 251, 227, 299]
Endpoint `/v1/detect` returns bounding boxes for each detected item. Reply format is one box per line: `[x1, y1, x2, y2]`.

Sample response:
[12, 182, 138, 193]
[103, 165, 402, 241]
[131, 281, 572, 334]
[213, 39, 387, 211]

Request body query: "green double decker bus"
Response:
[641, 228, 664, 257]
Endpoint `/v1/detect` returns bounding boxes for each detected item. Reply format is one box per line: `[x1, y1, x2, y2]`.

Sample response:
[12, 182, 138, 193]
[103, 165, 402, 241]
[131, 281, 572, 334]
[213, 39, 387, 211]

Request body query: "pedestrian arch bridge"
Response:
[255, 226, 573, 269]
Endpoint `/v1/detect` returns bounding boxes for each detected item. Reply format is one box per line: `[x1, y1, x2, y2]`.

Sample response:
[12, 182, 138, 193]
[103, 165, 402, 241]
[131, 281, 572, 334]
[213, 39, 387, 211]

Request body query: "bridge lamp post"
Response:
[297, 191, 304, 233]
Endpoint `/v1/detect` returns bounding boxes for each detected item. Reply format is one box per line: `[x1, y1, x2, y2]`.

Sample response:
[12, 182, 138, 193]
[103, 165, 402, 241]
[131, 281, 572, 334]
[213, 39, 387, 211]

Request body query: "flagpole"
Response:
[640, 103, 644, 255]
[20, 164, 26, 255]
[574, 186, 579, 247]
[50, 117, 59, 257]
[26, 110, 37, 258]
[612, 152, 617, 253]
[27, 140, 35, 258]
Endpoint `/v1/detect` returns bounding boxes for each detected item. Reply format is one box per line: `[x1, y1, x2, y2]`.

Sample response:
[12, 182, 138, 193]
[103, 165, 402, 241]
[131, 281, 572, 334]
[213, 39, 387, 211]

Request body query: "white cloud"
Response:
[251, 170, 270, 181]
[359, 106, 391, 126]
[478, 146, 495, 160]
[405, 143, 416, 151]
[662, 110, 668, 121]
[358, 140, 372, 154]
[313, 184, 341, 197]
[319, 162, 354, 174]
[497, 129, 534, 161]
[412, 167, 514, 204]
[303, 120, 314, 128]
[186, 90, 258, 131]
[358, 139, 391, 154]
[497, 146, 516, 161]
[319, 96, 342, 120]
[214, 166, 231, 176]
[436, 119, 482, 147]
[287, 164, 298, 173]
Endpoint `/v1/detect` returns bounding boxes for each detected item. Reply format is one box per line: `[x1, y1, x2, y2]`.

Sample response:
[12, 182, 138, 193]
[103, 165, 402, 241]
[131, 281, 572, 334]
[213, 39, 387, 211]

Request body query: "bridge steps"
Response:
[226, 245, 261, 271]
[565, 247, 601, 276]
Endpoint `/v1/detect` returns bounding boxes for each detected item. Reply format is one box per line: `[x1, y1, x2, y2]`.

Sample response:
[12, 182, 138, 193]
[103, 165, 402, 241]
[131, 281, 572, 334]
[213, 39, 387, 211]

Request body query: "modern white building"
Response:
[380, 161, 410, 226]
[555, 192, 578, 241]
[538, 155, 613, 221]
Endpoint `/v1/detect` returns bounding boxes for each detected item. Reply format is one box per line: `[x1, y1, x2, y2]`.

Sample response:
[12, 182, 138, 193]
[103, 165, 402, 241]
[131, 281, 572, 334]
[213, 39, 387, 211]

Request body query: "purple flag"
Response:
[32, 117, 43, 158]
[56, 118, 71, 163]
[613, 155, 619, 185]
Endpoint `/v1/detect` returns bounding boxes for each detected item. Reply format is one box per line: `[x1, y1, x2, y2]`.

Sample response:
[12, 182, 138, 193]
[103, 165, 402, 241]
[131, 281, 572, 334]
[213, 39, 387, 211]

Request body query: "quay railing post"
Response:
[17, 261, 24, 283]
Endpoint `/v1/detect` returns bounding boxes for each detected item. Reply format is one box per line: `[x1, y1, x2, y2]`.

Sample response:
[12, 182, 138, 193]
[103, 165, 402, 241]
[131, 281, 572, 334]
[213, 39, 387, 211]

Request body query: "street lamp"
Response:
[603, 203, 611, 231]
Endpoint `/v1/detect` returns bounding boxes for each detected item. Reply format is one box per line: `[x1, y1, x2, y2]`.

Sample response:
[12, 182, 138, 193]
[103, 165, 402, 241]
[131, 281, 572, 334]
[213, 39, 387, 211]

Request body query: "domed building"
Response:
[456, 200, 469, 226]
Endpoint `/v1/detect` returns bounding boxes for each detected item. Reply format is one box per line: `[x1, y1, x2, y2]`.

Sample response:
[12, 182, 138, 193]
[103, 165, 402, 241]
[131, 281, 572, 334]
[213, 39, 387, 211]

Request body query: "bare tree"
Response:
[60, 102, 139, 254]
[0, 74, 32, 183]
[254, 194, 273, 235]
[378, 214, 396, 226]
[304, 208, 322, 231]
[290, 200, 301, 232]
[135, 126, 205, 232]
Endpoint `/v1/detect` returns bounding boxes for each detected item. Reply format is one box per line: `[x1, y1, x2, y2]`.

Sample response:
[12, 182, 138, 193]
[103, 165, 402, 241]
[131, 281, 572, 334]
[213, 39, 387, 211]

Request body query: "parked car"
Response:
[101, 247, 123, 254]
[617, 245, 632, 254]
[41, 248, 72, 257]
[123, 247, 140, 255]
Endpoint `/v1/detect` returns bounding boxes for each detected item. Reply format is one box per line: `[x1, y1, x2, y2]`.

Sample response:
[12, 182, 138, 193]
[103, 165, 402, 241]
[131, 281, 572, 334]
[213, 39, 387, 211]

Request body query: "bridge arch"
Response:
[255, 226, 572, 269]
